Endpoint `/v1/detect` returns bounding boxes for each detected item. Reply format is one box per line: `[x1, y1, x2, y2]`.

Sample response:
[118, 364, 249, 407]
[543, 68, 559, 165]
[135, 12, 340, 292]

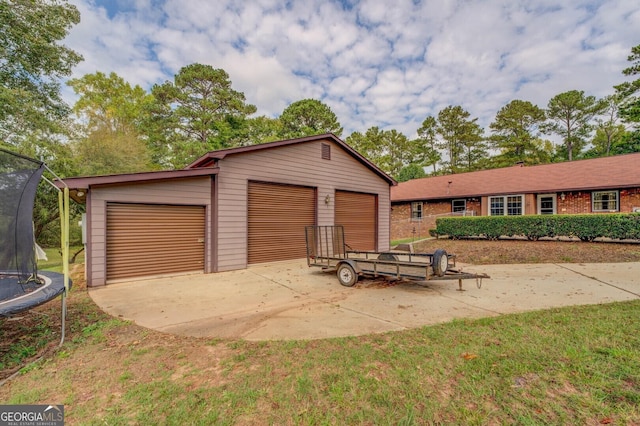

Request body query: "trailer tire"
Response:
[337, 263, 358, 287]
[432, 249, 448, 276]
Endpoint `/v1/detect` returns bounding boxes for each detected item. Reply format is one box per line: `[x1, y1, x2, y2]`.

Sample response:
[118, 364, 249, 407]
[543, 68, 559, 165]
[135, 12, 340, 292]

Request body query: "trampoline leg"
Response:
[59, 292, 67, 346]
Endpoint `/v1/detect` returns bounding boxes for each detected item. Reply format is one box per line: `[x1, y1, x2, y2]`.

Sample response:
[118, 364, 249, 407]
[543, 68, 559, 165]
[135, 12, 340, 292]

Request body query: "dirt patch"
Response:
[412, 238, 640, 265]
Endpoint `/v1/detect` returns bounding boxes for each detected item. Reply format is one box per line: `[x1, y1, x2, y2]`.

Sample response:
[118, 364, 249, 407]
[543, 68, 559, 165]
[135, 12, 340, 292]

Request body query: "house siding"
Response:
[86, 177, 212, 286]
[215, 138, 391, 271]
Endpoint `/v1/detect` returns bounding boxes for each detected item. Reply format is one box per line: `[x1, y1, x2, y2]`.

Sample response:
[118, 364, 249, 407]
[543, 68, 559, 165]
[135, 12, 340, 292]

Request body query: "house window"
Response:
[452, 199, 466, 212]
[321, 143, 331, 160]
[489, 195, 524, 216]
[411, 202, 423, 221]
[592, 191, 618, 212]
[537, 194, 556, 215]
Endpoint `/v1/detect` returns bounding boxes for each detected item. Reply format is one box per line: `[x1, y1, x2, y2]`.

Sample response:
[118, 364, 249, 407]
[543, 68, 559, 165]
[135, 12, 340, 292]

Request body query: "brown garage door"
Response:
[248, 181, 316, 264]
[106, 203, 205, 281]
[335, 190, 377, 251]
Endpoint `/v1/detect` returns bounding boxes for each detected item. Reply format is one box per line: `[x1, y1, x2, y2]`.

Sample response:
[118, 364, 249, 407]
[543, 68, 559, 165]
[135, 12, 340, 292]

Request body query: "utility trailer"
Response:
[305, 225, 489, 290]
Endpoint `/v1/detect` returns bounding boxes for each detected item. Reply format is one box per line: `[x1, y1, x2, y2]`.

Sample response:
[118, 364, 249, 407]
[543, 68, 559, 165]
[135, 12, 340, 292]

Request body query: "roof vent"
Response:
[321, 143, 331, 160]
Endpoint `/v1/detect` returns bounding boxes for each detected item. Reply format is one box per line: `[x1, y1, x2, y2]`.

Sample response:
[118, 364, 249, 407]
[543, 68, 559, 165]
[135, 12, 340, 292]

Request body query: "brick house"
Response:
[391, 153, 640, 240]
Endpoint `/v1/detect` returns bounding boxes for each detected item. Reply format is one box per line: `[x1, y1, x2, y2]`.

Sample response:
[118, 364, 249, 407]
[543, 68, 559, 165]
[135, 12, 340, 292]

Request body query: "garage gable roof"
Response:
[186, 133, 396, 185]
[391, 152, 640, 202]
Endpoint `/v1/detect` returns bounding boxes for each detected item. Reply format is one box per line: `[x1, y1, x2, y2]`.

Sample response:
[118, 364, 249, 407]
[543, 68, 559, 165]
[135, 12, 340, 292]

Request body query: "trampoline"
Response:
[0, 148, 70, 341]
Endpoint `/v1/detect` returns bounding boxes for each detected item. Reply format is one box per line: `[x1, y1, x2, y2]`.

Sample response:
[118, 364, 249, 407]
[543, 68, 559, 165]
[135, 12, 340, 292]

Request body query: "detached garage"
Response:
[60, 134, 396, 287]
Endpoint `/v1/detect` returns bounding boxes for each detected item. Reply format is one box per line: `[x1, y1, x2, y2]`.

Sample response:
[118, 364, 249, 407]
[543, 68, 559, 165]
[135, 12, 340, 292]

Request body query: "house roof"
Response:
[391, 153, 640, 202]
[55, 168, 220, 203]
[186, 133, 397, 185]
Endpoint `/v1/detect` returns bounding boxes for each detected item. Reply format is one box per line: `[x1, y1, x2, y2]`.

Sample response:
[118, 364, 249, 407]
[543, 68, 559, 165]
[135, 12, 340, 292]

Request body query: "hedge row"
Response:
[435, 214, 640, 241]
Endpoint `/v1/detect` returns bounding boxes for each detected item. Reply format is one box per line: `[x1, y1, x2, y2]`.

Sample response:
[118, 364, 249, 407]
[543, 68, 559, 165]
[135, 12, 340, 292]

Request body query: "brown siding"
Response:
[86, 177, 212, 286]
[215, 139, 391, 271]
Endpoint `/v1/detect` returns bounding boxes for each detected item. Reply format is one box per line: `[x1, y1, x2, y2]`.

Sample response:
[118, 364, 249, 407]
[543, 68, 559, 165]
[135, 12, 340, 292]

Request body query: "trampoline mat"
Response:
[0, 271, 70, 317]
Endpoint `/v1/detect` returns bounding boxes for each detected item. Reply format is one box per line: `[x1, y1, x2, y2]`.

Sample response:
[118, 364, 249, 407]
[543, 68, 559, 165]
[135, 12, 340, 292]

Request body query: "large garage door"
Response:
[335, 190, 377, 251]
[248, 181, 316, 264]
[106, 203, 205, 281]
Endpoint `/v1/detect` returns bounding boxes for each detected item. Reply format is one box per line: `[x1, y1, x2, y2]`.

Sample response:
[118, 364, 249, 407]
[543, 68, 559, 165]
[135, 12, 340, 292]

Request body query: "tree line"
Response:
[1, 1, 639, 242]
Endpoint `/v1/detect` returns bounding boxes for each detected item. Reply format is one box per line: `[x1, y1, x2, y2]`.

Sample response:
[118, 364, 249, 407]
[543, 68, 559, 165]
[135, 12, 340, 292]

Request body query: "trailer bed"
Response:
[306, 225, 489, 289]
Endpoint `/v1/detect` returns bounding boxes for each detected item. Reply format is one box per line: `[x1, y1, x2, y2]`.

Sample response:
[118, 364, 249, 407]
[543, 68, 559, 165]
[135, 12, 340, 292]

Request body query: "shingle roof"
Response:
[391, 153, 640, 202]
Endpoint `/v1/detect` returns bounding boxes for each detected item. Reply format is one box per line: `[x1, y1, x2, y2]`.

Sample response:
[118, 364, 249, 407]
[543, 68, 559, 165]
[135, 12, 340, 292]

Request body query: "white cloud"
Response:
[63, 0, 638, 139]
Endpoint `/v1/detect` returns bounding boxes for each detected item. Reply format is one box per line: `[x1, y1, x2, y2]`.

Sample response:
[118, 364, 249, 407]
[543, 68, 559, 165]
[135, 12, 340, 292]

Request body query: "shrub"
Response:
[435, 213, 640, 241]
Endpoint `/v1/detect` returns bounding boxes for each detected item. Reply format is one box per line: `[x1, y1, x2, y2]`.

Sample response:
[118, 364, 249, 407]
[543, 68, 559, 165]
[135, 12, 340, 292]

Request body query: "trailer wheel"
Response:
[432, 249, 448, 276]
[337, 263, 358, 287]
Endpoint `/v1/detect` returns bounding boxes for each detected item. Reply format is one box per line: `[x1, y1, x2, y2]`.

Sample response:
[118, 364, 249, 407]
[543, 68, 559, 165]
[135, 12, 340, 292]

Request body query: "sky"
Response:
[63, 0, 639, 138]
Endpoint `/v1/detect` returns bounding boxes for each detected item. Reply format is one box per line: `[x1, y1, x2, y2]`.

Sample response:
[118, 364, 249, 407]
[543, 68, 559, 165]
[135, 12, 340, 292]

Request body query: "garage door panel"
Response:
[248, 182, 316, 264]
[335, 191, 376, 251]
[106, 203, 205, 281]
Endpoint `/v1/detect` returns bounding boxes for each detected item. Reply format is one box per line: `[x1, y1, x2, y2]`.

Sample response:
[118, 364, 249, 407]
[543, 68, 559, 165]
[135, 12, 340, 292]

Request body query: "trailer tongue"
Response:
[305, 226, 489, 290]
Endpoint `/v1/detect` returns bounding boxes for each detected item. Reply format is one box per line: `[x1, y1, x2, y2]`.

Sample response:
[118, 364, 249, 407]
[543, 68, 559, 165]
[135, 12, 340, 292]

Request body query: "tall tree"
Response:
[383, 129, 413, 177]
[614, 44, 640, 125]
[396, 163, 426, 182]
[144, 64, 257, 168]
[346, 127, 412, 176]
[346, 127, 387, 167]
[0, 0, 82, 146]
[68, 72, 155, 174]
[73, 128, 152, 176]
[415, 116, 442, 173]
[224, 115, 282, 147]
[542, 90, 605, 161]
[279, 99, 343, 138]
[459, 119, 487, 171]
[436, 106, 486, 173]
[68, 72, 153, 135]
[489, 100, 547, 165]
[589, 95, 626, 157]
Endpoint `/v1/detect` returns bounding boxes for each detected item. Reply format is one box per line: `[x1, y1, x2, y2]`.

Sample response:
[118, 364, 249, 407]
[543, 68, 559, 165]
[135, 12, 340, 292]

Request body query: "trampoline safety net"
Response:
[0, 148, 45, 289]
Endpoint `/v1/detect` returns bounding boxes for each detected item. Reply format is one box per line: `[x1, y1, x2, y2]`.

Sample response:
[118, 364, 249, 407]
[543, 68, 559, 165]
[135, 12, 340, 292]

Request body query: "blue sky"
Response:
[63, 0, 639, 138]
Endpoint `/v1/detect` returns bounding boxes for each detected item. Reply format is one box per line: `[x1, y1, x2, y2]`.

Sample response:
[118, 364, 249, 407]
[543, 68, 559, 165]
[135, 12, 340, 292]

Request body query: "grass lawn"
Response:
[37, 246, 84, 273]
[1, 240, 639, 424]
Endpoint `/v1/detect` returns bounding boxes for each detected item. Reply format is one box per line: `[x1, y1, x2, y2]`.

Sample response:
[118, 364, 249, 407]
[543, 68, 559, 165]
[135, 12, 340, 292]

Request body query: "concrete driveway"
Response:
[89, 260, 640, 341]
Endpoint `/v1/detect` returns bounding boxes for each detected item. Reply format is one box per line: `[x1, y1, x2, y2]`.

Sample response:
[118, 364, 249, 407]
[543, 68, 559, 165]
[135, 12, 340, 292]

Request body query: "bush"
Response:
[436, 213, 640, 241]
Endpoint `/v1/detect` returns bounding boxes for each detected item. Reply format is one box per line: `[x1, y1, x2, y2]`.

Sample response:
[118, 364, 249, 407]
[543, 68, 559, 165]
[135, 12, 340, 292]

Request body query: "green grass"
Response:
[391, 237, 432, 246]
[3, 300, 639, 424]
[37, 246, 84, 272]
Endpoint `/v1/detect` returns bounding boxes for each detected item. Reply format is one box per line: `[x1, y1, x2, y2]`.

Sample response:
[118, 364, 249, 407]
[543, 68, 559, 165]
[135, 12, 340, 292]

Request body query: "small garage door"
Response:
[248, 181, 316, 264]
[335, 190, 377, 251]
[106, 203, 205, 281]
